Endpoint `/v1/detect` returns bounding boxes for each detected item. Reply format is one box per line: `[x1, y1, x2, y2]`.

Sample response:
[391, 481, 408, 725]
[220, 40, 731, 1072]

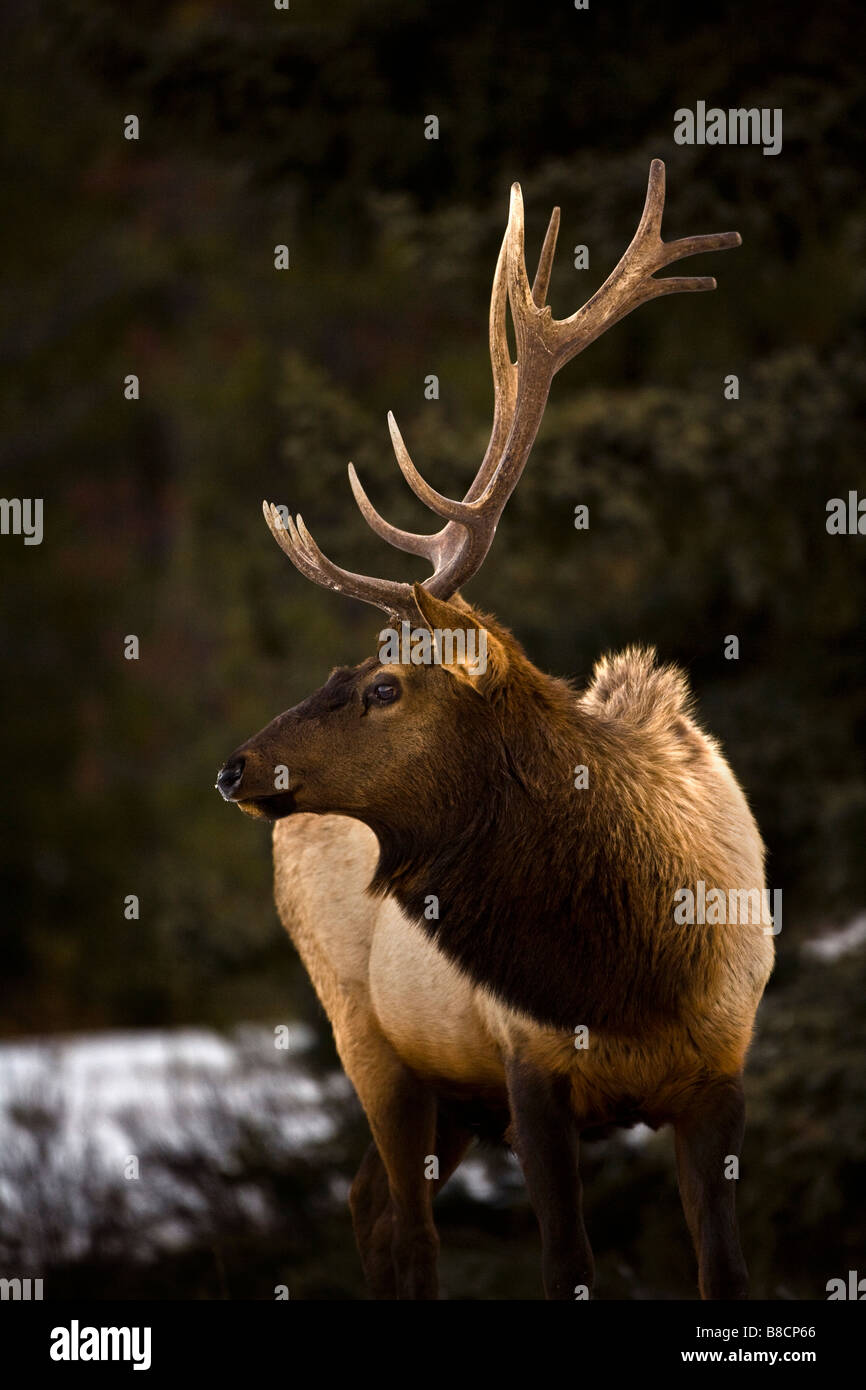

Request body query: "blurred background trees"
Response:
[0, 0, 863, 1298]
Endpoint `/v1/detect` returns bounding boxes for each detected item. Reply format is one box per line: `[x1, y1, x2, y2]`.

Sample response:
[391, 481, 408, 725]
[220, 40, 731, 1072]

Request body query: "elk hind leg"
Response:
[506, 1058, 593, 1300]
[674, 1075, 749, 1300]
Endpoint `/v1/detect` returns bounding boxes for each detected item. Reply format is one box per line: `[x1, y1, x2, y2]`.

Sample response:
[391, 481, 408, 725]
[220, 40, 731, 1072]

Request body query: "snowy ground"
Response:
[0, 1023, 522, 1274]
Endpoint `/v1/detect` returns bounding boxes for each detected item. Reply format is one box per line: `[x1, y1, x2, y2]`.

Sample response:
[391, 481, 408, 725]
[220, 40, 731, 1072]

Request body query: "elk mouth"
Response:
[235, 790, 300, 821]
[216, 757, 301, 820]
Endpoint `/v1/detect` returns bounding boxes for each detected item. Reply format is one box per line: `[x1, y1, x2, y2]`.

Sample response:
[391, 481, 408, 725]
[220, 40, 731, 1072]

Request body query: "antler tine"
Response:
[347, 462, 445, 561]
[633, 152, 667, 242]
[263, 502, 322, 582]
[386, 412, 475, 523]
[479, 226, 518, 465]
[263, 504, 347, 592]
[462, 198, 557, 502]
[344, 218, 524, 559]
[382, 184, 550, 532]
[366, 201, 556, 527]
[531, 206, 561, 310]
[448, 217, 518, 509]
[294, 513, 414, 612]
[502, 180, 540, 349]
[262, 501, 414, 617]
[632, 157, 741, 265]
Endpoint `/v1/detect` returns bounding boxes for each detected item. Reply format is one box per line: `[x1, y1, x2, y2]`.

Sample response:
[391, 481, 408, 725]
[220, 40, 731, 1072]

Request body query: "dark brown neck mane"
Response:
[366, 654, 691, 1034]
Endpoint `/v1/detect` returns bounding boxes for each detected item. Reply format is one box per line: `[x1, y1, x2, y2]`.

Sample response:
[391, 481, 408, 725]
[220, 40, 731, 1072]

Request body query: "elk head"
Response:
[216, 160, 740, 838]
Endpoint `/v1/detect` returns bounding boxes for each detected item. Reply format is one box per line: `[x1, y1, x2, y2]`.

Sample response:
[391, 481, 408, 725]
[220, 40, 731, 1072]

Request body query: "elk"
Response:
[216, 160, 774, 1300]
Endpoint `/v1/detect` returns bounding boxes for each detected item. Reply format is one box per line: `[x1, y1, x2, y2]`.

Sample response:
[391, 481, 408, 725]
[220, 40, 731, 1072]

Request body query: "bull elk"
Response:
[216, 159, 774, 1299]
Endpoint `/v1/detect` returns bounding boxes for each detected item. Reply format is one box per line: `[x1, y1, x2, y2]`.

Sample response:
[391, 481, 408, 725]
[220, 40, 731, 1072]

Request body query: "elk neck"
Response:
[362, 656, 686, 1035]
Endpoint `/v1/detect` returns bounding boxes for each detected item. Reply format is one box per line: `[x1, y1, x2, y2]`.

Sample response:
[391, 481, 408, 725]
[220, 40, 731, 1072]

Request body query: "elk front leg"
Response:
[674, 1075, 749, 1300]
[349, 1142, 397, 1298]
[337, 1025, 441, 1299]
[349, 1110, 473, 1300]
[505, 1058, 593, 1300]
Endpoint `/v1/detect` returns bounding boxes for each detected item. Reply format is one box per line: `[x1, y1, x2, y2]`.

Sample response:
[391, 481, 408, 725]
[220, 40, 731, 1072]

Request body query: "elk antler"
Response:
[263, 159, 740, 621]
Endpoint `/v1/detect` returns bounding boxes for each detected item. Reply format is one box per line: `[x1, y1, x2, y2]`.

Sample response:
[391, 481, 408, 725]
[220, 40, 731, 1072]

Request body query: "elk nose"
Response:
[216, 758, 245, 800]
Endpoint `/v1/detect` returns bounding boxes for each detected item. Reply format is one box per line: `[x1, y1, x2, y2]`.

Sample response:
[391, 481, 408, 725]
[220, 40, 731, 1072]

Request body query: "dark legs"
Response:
[351, 1054, 748, 1301]
[348, 1141, 398, 1298]
[505, 1059, 594, 1300]
[346, 1051, 473, 1299]
[674, 1075, 749, 1300]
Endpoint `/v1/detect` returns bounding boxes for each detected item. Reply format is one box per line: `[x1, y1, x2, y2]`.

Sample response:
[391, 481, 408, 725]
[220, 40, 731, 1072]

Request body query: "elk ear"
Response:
[411, 584, 508, 693]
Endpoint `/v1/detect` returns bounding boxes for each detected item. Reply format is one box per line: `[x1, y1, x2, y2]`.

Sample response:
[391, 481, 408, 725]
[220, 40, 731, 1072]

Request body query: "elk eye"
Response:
[369, 681, 399, 705]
